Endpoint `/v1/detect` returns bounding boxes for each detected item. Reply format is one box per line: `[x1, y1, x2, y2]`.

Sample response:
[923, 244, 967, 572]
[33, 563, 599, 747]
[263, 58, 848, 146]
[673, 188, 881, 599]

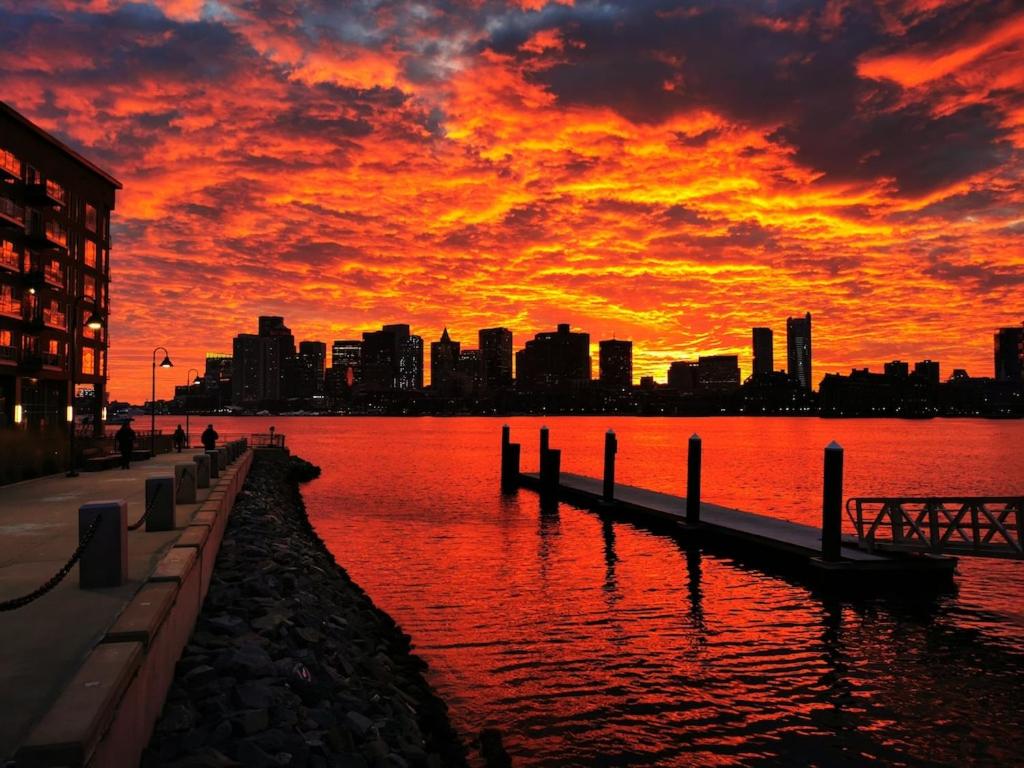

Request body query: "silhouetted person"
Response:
[172, 424, 186, 452]
[201, 424, 219, 451]
[114, 421, 136, 470]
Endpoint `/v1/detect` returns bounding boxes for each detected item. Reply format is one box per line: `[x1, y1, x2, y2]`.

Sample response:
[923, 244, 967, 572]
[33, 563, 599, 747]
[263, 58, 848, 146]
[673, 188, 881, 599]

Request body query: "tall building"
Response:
[203, 353, 233, 409]
[479, 327, 513, 390]
[258, 315, 294, 401]
[786, 312, 813, 390]
[331, 339, 362, 387]
[752, 327, 773, 378]
[598, 339, 632, 389]
[0, 102, 121, 431]
[994, 325, 1024, 381]
[914, 359, 940, 385]
[456, 349, 483, 394]
[515, 323, 590, 388]
[231, 334, 268, 406]
[884, 360, 909, 378]
[667, 361, 698, 392]
[362, 324, 423, 390]
[430, 328, 460, 393]
[697, 355, 741, 392]
[294, 340, 326, 398]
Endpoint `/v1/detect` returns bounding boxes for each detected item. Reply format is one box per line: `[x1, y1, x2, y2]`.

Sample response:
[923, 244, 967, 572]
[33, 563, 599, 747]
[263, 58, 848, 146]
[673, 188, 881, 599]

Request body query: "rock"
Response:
[232, 708, 270, 736]
[345, 711, 374, 738]
[208, 615, 247, 637]
[235, 681, 274, 709]
[183, 665, 218, 688]
[156, 703, 194, 733]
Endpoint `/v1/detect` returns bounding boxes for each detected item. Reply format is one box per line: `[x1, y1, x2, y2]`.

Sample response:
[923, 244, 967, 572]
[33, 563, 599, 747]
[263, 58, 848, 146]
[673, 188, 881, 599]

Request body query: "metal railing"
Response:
[0, 196, 24, 225]
[847, 497, 1024, 559]
[250, 432, 286, 448]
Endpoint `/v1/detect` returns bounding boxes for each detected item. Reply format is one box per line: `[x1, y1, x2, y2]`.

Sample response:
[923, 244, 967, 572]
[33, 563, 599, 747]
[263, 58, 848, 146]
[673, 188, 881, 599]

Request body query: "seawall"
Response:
[143, 451, 468, 767]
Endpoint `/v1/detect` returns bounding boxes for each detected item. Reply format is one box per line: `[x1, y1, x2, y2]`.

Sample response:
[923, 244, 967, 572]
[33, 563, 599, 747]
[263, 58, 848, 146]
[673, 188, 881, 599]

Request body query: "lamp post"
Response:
[151, 346, 173, 454]
[185, 367, 200, 447]
[66, 299, 104, 477]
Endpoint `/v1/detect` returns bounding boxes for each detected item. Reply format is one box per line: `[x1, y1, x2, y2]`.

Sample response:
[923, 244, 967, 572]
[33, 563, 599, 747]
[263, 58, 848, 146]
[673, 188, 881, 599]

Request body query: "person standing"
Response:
[172, 424, 186, 453]
[201, 423, 219, 451]
[114, 420, 136, 470]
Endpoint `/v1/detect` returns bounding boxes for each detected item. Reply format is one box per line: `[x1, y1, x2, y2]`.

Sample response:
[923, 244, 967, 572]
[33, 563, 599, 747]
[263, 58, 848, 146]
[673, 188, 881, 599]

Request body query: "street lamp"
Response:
[185, 367, 200, 447]
[66, 301, 104, 477]
[151, 346, 173, 454]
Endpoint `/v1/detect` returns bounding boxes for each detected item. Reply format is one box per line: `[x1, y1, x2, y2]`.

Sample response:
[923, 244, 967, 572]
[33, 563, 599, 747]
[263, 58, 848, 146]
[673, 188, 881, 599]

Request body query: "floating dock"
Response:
[503, 426, 958, 589]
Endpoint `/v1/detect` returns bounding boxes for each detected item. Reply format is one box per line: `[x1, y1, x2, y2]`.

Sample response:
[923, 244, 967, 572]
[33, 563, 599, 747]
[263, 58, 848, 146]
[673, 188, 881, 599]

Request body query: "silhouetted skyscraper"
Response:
[362, 324, 423, 390]
[479, 327, 513, 390]
[884, 360, 909, 378]
[516, 324, 590, 388]
[598, 339, 632, 389]
[786, 312, 812, 390]
[914, 359, 940, 385]
[232, 334, 272, 405]
[667, 361, 698, 392]
[752, 327, 773, 378]
[430, 328, 460, 393]
[698, 355, 741, 392]
[994, 325, 1024, 381]
[295, 341, 326, 397]
[203, 353, 233, 409]
[331, 340, 362, 387]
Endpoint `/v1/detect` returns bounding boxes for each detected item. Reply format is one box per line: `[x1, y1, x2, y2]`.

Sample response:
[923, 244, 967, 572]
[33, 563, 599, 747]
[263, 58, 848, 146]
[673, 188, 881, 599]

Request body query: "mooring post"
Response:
[539, 425, 549, 470]
[502, 442, 521, 493]
[603, 429, 617, 503]
[541, 448, 561, 502]
[822, 441, 844, 562]
[145, 476, 175, 531]
[78, 500, 127, 588]
[686, 433, 702, 525]
[192, 453, 211, 488]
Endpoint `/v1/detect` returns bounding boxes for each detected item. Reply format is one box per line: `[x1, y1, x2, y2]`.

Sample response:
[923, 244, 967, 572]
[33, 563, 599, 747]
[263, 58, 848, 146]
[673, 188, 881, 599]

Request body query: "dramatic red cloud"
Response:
[1, 0, 1021, 402]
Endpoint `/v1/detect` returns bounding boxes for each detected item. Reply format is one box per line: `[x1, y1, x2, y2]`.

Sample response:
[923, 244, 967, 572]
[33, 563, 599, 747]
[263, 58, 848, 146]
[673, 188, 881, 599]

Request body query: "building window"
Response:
[0, 239, 17, 271]
[43, 299, 65, 329]
[44, 259, 64, 287]
[81, 346, 95, 376]
[84, 239, 97, 267]
[85, 203, 97, 232]
[25, 165, 40, 185]
[83, 275, 96, 299]
[0, 284, 19, 316]
[45, 219, 67, 247]
[47, 338, 59, 355]
[83, 308, 101, 340]
[99, 349, 106, 377]
[0, 328, 12, 356]
[0, 147, 19, 177]
[46, 179, 66, 205]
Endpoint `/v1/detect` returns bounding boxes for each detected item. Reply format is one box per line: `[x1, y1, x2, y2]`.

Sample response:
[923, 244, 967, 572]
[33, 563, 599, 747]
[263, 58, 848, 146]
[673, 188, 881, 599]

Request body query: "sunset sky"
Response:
[2, 0, 1022, 402]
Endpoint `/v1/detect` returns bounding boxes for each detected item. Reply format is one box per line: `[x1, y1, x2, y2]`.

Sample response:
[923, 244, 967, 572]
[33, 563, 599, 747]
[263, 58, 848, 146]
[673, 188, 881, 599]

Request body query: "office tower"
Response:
[697, 355, 741, 392]
[295, 340, 326, 397]
[598, 339, 632, 389]
[515, 323, 590, 387]
[0, 102, 121, 431]
[362, 324, 423, 390]
[667, 361, 698, 392]
[231, 334, 268, 405]
[884, 360, 909, 378]
[257, 315, 294, 400]
[752, 327, 773, 378]
[203, 353, 233, 409]
[457, 349, 483, 394]
[479, 327, 513, 390]
[994, 325, 1024, 381]
[786, 312, 813, 390]
[914, 359, 940, 385]
[331, 339, 362, 387]
[430, 328, 460, 392]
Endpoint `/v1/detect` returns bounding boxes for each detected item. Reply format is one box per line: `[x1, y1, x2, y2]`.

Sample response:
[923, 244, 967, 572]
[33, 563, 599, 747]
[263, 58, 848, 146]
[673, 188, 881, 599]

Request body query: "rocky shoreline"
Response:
[143, 451, 469, 768]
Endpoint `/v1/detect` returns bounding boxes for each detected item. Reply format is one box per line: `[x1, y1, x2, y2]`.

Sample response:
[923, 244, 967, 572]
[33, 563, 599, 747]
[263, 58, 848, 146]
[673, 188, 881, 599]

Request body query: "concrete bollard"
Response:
[216, 448, 228, 471]
[145, 476, 175, 532]
[79, 500, 127, 588]
[175, 463, 197, 504]
[603, 430, 617, 503]
[822, 441, 844, 562]
[193, 453, 211, 488]
[540, 447, 561, 501]
[686, 434, 702, 525]
[206, 450, 220, 479]
[539, 425, 549, 470]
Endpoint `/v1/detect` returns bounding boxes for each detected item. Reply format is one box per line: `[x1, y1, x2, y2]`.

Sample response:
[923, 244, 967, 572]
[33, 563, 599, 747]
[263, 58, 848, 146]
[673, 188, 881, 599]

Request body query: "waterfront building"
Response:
[994, 325, 1024, 381]
[697, 355, 741, 392]
[203, 352, 233, 409]
[479, 327, 513, 390]
[294, 340, 326, 398]
[430, 328, 460, 393]
[457, 349, 483, 394]
[752, 327, 773, 379]
[914, 359, 940, 386]
[515, 323, 590, 388]
[786, 312, 813, 390]
[598, 339, 632, 390]
[667, 360, 698, 392]
[231, 334, 268, 406]
[0, 102, 121, 431]
[362, 324, 423, 391]
[331, 340, 362, 386]
[884, 360, 909, 379]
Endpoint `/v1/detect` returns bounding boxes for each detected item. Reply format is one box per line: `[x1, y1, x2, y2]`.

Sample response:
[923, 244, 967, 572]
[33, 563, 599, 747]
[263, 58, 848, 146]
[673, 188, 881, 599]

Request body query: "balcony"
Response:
[22, 312, 44, 332]
[0, 151, 20, 181]
[40, 351, 64, 368]
[0, 344, 16, 364]
[26, 180, 66, 208]
[43, 309, 66, 330]
[0, 246, 18, 272]
[43, 265, 64, 288]
[0, 296, 20, 318]
[0, 197, 24, 228]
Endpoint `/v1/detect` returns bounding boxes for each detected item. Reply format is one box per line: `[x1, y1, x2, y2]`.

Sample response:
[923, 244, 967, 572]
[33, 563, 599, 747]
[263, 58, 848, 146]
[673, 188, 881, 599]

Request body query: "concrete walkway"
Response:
[0, 450, 210, 761]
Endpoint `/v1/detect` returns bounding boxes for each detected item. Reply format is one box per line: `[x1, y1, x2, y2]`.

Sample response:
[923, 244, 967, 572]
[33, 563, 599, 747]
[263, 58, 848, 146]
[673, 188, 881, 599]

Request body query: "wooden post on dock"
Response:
[539, 425, 549, 470]
[822, 441, 844, 562]
[686, 434, 702, 525]
[603, 430, 617, 503]
[541, 448, 561, 502]
[500, 425, 521, 492]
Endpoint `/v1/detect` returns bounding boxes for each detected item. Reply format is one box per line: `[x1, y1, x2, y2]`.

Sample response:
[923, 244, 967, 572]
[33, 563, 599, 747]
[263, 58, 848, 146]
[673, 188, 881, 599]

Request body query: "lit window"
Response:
[83, 275, 96, 299]
[0, 284, 19, 316]
[0, 329, 10, 346]
[0, 147, 19, 177]
[81, 346, 95, 376]
[99, 349, 106, 377]
[44, 219, 67, 247]
[46, 179, 66, 204]
[84, 240, 97, 267]
[0, 239, 17, 270]
[47, 339, 59, 355]
[85, 204, 97, 232]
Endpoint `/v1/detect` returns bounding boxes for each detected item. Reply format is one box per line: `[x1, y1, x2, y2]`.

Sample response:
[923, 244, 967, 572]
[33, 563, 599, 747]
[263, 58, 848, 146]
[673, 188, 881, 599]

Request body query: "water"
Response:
[160, 416, 1024, 765]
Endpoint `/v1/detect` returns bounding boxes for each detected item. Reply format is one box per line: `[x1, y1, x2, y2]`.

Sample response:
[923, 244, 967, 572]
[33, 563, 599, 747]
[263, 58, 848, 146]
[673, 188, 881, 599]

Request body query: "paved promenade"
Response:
[0, 450, 210, 760]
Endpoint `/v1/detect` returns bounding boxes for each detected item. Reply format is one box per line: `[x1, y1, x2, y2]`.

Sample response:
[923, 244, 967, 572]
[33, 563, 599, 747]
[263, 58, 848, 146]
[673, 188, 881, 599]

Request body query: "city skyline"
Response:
[2, 2, 1022, 403]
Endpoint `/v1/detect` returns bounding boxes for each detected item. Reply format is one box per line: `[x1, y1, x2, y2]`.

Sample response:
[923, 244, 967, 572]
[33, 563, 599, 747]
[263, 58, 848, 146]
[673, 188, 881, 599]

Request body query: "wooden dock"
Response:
[503, 427, 957, 589]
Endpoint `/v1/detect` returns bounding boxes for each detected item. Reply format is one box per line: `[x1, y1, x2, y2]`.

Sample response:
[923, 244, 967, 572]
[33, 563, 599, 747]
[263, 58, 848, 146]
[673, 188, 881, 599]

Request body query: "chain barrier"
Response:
[127, 474, 182, 531]
[0, 516, 103, 612]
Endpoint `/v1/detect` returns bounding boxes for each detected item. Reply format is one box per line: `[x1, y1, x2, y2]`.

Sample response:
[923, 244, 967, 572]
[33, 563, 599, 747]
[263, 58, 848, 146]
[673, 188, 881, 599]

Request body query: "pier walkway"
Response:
[0, 444, 252, 765]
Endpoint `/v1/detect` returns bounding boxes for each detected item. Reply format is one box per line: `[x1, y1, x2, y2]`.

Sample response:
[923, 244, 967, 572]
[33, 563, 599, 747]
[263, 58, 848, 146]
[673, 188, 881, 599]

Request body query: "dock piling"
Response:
[540, 448, 561, 503]
[539, 425, 549, 470]
[603, 430, 617, 503]
[686, 434, 702, 525]
[78, 501, 127, 588]
[822, 441, 844, 562]
[500, 425, 521, 492]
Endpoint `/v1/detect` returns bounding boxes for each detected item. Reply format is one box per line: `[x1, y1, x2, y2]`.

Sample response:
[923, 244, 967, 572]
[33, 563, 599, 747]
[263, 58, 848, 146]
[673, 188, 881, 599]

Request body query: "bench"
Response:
[84, 455, 121, 472]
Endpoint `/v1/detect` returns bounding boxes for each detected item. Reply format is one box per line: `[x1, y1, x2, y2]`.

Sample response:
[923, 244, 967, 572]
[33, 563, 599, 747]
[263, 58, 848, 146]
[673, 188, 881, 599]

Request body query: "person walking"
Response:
[201, 423, 219, 451]
[114, 420, 136, 470]
[172, 424, 186, 452]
